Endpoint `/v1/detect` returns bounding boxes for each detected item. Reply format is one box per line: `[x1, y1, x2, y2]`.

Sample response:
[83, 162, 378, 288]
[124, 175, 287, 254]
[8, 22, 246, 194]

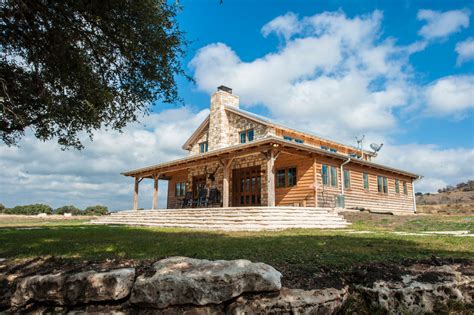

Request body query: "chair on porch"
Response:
[181, 191, 194, 208]
[208, 188, 221, 207]
[196, 188, 208, 207]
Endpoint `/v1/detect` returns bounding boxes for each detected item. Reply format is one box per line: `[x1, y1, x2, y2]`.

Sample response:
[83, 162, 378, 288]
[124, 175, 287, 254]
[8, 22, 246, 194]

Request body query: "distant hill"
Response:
[416, 181, 474, 214]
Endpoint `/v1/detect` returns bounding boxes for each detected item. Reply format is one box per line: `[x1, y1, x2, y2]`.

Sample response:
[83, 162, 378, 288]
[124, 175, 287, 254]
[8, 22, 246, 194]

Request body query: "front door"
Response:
[192, 175, 206, 198]
[232, 166, 262, 206]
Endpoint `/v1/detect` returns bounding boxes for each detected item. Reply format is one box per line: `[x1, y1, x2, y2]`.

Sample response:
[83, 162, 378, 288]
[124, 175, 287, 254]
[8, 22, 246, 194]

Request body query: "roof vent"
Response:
[217, 85, 232, 94]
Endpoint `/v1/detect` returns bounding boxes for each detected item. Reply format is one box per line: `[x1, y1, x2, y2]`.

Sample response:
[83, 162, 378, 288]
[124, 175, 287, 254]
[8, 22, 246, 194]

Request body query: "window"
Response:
[199, 142, 208, 153]
[330, 148, 337, 153]
[276, 169, 286, 188]
[322, 165, 329, 186]
[240, 129, 255, 143]
[395, 179, 400, 194]
[330, 166, 338, 187]
[321, 146, 329, 150]
[343, 169, 350, 189]
[377, 176, 388, 194]
[363, 173, 369, 190]
[403, 181, 408, 195]
[283, 136, 293, 141]
[283, 135, 304, 144]
[175, 182, 186, 197]
[287, 167, 297, 186]
[295, 139, 304, 143]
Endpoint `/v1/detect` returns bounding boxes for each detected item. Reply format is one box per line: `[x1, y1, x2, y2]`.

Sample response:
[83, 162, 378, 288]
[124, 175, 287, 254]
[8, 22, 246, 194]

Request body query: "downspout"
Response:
[340, 157, 351, 197]
[412, 175, 423, 214]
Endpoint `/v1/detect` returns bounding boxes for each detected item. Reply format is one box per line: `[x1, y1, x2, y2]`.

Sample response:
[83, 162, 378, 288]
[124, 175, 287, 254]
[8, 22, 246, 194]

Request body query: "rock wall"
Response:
[0, 256, 472, 314]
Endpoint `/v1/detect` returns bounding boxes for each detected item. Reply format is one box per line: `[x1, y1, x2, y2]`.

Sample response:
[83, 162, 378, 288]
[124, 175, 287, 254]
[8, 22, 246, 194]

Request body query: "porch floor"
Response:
[91, 207, 350, 231]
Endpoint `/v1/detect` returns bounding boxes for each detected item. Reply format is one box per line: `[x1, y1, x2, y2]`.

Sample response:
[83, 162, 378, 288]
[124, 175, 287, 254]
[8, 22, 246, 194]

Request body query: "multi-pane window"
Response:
[377, 176, 388, 194]
[240, 129, 255, 143]
[363, 173, 369, 190]
[283, 136, 304, 144]
[175, 182, 186, 197]
[322, 165, 329, 186]
[199, 142, 208, 153]
[276, 167, 297, 188]
[330, 148, 337, 153]
[343, 169, 350, 189]
[295, 139, 304, 144]
[287, 167, 297, 186]
[276, 169, 286, 188]
[395, 179, 400, 194]
[330, 166, 338, 187]
[283, 136, 293, 141]
[321, 146, 329, 150]
[403, 181, 408, 195]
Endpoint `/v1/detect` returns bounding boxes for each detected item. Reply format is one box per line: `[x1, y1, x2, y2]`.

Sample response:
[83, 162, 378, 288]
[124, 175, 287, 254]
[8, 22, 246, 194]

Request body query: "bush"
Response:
[83, 205, 108, 216]
[0, 203, 5, 213]
[4, 204, 53, 215]
[55, 205, 82, 215]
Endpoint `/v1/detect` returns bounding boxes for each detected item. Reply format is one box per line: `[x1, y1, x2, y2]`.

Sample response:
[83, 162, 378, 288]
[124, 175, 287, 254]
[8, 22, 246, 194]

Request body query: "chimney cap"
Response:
[217, 85, 232, 94]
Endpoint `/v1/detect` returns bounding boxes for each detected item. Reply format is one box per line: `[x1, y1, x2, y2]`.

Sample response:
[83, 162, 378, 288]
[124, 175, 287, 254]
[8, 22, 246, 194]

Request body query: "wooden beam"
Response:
[133, 177, 140, 211]
[152, 174, 159, 210]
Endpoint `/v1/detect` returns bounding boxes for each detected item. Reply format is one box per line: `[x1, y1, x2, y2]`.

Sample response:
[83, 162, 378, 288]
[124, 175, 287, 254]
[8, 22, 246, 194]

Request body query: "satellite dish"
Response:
[370, 143, 384, 153]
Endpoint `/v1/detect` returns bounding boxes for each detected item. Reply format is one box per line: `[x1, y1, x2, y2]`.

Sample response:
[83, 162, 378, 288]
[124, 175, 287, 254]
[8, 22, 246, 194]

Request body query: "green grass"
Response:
[0, 213, 472, 273]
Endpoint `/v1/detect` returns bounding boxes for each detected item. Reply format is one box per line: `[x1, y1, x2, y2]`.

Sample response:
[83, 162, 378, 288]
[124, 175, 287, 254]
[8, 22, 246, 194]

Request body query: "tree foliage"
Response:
[84, 205, 108, 215]
[4, 204, 53, 215]
[1, 0, 186, 148]
[55, 205, 82, 215]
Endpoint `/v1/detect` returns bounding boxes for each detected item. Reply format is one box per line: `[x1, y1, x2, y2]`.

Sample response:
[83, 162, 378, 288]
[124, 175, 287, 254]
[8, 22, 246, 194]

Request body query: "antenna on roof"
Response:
[355, 135, 365, 151]
[370, 143, 384, 157]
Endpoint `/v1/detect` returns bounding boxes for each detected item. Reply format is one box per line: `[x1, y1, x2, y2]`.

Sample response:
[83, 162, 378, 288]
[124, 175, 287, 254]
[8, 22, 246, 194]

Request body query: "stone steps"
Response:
[91, 207, 350, 231]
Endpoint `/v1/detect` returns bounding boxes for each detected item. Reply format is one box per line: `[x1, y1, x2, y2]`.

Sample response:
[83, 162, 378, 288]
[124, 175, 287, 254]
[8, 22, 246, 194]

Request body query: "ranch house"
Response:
[122, 86, 420, 215]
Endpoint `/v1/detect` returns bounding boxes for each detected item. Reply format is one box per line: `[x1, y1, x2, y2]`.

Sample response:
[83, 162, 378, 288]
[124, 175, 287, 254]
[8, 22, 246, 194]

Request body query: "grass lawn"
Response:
[0, 212, 472, 279]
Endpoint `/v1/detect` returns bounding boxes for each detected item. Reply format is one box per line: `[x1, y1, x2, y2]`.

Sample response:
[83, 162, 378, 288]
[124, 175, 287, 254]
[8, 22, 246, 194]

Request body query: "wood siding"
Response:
[275, 153, 316, 207]
[166, 170, 188, 209]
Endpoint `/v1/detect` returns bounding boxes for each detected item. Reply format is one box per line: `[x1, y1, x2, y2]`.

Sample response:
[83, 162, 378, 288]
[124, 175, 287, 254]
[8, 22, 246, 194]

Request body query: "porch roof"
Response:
[121, 137, 420, 179]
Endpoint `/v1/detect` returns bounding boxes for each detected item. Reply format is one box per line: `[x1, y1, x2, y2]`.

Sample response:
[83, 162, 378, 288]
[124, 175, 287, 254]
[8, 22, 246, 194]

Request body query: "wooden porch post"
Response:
[220, 158, 234, 208]
[133, 177, 140, 210]
[313, 155, 318, 207]
[152, 175, 159, 210]
[265, 149, 278, 207]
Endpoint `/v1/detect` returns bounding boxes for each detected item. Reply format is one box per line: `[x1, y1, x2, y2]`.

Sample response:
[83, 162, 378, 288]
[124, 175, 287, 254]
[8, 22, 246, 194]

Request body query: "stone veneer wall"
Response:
[208, 90, 239, 151]
[189, 126, 209, 156]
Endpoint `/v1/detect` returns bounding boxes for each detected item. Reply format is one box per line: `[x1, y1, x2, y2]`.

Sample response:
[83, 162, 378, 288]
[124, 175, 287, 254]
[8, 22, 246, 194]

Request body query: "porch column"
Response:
[313, 155, 318, 207]
[220, 158, 234, 208]
[133, 177, 140, 210]
[152, 175, 159, 210]
[265, 149, 278, 207]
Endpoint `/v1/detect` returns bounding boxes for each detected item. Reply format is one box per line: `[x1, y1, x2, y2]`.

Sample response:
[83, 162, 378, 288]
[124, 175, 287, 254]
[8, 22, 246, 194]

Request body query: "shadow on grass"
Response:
[0, 225, 472, 272]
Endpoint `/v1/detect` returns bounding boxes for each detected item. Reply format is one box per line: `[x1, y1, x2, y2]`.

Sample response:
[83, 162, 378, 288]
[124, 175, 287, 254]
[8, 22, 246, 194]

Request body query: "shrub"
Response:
[4, 204, 53, 215]
[55, 205, 82, 215]
[83, 205, 108, 216]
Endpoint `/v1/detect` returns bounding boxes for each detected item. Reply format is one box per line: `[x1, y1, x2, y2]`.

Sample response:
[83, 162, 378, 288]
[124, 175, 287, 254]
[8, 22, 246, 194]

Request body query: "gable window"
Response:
[403, 181, 408, 195]
[175, 182, 186, 197]
[199, 142, 208, 153]
[395, 179, 400, 194]
[287, 167, 297, 186]
[343, 169, 350, 189]
[330, 166, 338, 187]
[377, 176, 388, 194]
[363, 173, 369, 190]
[322, 165, 329, 186]
[276, 169, 286, 188]
[240, 129, 255, 143]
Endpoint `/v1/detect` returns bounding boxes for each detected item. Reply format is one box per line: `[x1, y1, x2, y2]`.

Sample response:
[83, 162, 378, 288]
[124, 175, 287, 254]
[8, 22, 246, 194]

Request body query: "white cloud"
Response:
[261, 12, 301, 41]
[190, 10, 416, 141]
[456, 37, 474, 65]
[417, 9, 470, 40]
[377, 144, 474, 192]
[0, 107, 208, 210]
[425, 75, 474, 116]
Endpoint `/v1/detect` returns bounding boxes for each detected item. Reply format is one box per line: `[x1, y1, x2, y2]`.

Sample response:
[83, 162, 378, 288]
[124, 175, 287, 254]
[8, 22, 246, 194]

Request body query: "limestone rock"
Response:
[356, 263, 474, 314]
[11, 268, 135, 307]
[130, 256, 282, 308]
[64, 268, 135, 304]
[227, 287, 349, 315]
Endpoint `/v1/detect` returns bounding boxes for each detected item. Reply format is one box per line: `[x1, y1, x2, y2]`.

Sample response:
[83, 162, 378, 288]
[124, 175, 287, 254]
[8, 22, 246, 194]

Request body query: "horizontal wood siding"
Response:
[275, 153, 315, 207]
[167, 170, 188, 209]
[343, 164, 414, 214]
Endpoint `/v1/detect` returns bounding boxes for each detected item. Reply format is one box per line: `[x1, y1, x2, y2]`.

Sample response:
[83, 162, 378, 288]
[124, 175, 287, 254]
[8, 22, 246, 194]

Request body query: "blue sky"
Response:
[0, 0, 473, 210]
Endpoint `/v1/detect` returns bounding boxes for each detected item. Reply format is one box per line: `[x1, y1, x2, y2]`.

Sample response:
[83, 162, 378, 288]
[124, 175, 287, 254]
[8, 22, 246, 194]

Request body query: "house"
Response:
[122, 86, 420, 214]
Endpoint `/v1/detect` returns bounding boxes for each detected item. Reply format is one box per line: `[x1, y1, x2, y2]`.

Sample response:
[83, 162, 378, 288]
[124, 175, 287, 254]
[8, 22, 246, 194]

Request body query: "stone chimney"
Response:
[208, 86, 239, 150]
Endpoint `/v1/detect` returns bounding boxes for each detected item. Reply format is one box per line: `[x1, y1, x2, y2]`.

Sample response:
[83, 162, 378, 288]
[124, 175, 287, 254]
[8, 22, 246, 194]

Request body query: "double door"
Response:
[232, 166, 262, 206]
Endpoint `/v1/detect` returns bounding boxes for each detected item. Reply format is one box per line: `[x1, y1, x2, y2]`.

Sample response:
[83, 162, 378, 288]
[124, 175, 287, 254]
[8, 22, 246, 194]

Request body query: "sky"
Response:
[1, 0, 473, 211]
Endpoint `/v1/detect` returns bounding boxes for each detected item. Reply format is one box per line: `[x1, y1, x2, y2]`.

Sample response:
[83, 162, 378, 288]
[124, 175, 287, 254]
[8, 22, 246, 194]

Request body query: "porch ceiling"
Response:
[121, 136, 420, 179]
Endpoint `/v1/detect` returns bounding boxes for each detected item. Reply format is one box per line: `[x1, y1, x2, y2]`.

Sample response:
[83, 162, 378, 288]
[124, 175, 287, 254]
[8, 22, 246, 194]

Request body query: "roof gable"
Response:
[182, 115, 210, 150]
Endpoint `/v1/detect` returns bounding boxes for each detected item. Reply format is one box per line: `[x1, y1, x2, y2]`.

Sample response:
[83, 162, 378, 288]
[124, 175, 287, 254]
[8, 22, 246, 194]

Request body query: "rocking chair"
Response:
[181, 191, 194, 208]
